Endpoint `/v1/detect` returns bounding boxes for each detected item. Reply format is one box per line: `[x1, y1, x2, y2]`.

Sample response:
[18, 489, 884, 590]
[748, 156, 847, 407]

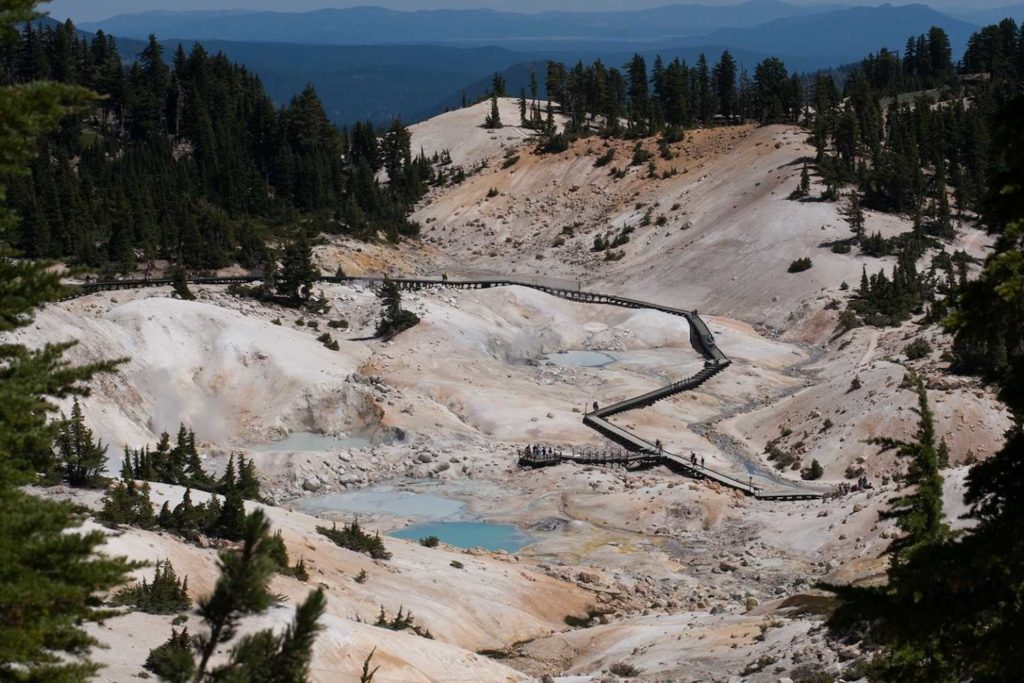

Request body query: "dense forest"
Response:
[0, 20, 434, 273]
[540, 50, 800, 139]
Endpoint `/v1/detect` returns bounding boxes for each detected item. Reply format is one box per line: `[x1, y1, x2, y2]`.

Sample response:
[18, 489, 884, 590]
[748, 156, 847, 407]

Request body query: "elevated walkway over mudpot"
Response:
[64, 274, 821, 501]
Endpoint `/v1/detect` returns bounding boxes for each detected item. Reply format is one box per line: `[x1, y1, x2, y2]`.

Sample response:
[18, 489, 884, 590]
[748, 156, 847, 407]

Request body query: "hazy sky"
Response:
[45, 0, 1005, 24]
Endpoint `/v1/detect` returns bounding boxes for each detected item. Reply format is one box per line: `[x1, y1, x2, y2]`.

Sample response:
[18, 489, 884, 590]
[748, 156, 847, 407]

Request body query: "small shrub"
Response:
[355, 569, 369, 583]
[501, 154, 519, 169]
[831, 242, 852, 254]
[594, 148, 615, 167]
[419, 535, 440, 548]
[788, 257, 813, 273]
[608, 661, 643, 677]
[291, 557, 310, 582]
[271, 318, 282, 326]
[318, 520, 392, 560]
[449, 560, 464, 569]
[111, 560, 190, 614]
[802, 459, 824, 480]
[374, 605, 433, 639]
[486, 187, 499, 198]
[552, 235, 566, 247]
[145, 628, 195, 680]
[630, 144, 653, 166]
[837, 309, 861, 333]
[539, 133, 570, 154]
[848, 375, 862, 392]
[327, 319, 349, 329]
[904, 338, 931, 360]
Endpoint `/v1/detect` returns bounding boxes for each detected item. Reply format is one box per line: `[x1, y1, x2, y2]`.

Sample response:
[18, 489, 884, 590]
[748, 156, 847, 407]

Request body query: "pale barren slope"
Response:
[407, 97, 561, 169]
[62, 483, 589, 682]
[413, 123, 987, 338]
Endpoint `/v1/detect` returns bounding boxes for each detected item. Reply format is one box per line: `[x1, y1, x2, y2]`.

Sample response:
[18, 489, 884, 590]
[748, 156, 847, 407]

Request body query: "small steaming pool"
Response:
[249, 432, 372, 452]
[390, 521, 534, 553]
[545, 350, 616, 368]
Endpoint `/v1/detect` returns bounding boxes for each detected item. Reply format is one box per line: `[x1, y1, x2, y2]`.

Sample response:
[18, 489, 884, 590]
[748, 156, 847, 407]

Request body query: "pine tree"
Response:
[111, 559, 191, 614]
[145, 628, 195, 682]
[713, 50, 737, 122]
[276, 232, 319, 306]
[518, 87, 528, 127]
[826, 376, 951, 678]
[54, 398, 108, 487]
[171, 262, 194, 300]
[841, 191, 866, 241]
[237, 456, 261, 500]
[375, 279, 420, 339]
[0, 7, 137, 673]
[484, 92, 503, 129]
[100, 479, 157, 528]
[146, 510, 326, 681]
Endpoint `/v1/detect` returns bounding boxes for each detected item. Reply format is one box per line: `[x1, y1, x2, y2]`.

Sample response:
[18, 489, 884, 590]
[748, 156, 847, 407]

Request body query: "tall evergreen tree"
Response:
[1, 5, 136, 678]
[713, 50, 737, 122]
[483, 92, 503, 129]
[841, 191, 866, 242]
[54, 398, 108, 487]
[276, 232, 319, 305]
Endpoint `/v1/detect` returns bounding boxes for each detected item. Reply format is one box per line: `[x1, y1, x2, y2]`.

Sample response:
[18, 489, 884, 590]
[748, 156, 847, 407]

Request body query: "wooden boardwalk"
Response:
[64, 274, 822, 501]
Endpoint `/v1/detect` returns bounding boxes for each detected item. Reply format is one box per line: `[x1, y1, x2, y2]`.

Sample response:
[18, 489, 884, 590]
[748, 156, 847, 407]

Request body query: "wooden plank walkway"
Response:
[64, 274, 822, 501]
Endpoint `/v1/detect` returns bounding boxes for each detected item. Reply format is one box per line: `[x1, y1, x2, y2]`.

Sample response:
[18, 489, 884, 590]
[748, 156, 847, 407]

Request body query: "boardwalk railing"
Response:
[63, 274, 821, 501]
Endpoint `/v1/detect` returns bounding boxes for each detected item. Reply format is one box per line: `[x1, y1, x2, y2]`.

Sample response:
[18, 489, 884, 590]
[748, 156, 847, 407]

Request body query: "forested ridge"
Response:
[529, 21, 1023, 335]
[0, 20, 434, 274]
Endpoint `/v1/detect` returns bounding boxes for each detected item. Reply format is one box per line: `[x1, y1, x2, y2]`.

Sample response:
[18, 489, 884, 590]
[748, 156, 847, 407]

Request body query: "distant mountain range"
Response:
[81, 2, 847, 44]
[53, 3, 1021, 127]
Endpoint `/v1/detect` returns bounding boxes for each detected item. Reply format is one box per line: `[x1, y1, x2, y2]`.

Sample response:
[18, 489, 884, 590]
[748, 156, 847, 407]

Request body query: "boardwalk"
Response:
[65, 274, 822, 501]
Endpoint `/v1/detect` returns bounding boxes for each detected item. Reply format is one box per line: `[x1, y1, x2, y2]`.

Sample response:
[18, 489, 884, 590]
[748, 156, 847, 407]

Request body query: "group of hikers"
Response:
[836, 475, 873, 495]
[523, 444, 562, 460]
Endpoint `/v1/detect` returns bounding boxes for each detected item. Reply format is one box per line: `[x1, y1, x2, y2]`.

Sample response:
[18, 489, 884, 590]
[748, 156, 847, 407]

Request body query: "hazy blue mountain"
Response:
[79, 2, 843, 44]
[667, 3, 981, 64]
[945, 3, 1024, 25]
[57, 2, 993, 128]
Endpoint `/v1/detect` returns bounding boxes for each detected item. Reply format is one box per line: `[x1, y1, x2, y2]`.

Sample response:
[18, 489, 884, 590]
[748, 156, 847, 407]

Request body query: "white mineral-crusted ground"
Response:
[14, 103, 1007, 682]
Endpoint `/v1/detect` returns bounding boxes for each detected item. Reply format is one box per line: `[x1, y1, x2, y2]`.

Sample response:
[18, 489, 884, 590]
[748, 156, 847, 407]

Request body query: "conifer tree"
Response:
[841, 191, 866, 241]
[713, 50, 737, 122]
[112, 559, 191, 614]
[171, 262, 194, 301]
[375, 279, 420, 339]
[484, 92, 503, 129]
[55, 398, 108, 487]
[0, 5, 137, 676]
[237, 456, 261, 500]
[826, 376, 951, 678]
[276, 232, 319, 306]
[147, 510, 326, 681]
